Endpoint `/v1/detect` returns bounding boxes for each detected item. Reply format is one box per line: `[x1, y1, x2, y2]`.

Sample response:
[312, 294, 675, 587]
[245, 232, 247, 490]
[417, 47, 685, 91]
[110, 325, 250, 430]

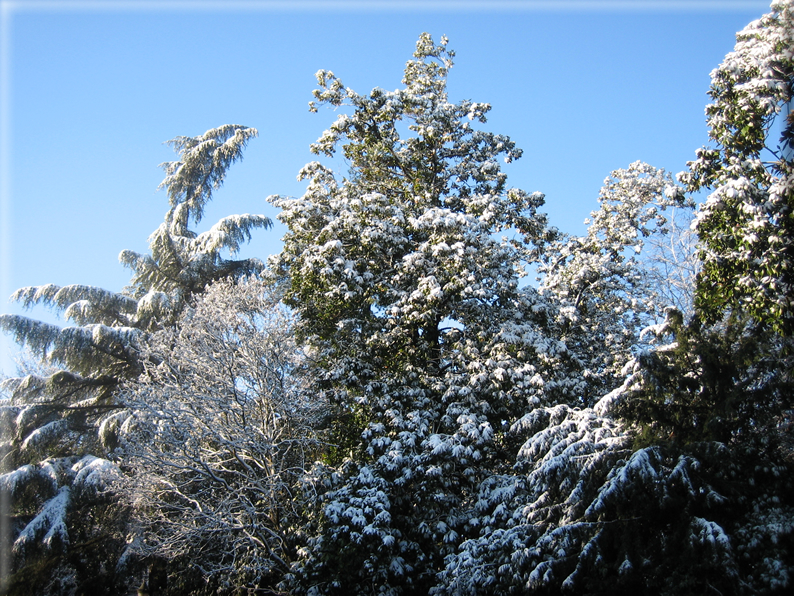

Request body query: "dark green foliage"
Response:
[437, 433, 794, 596]
[4, 480, 128, 596]
[617, 312, 794, 449]
[680, 1, 794, 334]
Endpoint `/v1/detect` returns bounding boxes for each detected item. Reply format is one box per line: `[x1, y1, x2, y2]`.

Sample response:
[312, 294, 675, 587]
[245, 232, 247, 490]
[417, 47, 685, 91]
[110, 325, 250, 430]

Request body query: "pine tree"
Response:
[0, 124, 270, 594]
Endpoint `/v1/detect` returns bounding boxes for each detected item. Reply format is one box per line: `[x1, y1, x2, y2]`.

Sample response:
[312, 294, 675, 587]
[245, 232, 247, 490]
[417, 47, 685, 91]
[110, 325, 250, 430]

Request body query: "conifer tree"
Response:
[270, 34, 575, 595]
[0, 124, 269, 594]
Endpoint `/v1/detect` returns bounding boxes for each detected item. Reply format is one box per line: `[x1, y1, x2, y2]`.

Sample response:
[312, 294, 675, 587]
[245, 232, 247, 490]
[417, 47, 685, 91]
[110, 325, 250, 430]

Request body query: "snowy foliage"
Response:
[614, 300, 794, 450]
[436, 415, 793, 595]
[681, 0, 794, 333]
[1, 456, 119, 560]
[0, 124, 270, 593]
[120, 277, 324, 590]
[279, 27, 793, 596]
[4, 5, 794, 593]
[121, 125, 270, 325]
[159, 124, 259, 235]
[272, 34, 593, 596]
[1, 369, 118, 468]
[538, 162, 691, 406]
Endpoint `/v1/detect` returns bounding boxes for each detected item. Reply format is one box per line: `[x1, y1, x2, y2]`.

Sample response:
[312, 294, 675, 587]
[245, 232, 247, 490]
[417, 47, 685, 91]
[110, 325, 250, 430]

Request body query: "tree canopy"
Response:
[2, 5, 794, 595]
[681, 0, 794, 333]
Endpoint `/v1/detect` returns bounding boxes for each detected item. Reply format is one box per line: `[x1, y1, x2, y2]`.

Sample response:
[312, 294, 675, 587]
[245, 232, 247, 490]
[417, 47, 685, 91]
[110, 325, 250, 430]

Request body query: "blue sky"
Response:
[0, 0, 774, 374]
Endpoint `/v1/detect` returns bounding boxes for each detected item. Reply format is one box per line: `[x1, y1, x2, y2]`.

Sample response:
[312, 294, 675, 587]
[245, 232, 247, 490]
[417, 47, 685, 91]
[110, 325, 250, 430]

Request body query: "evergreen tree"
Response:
[270, 34, 574, 595]
[440, 307, 793, 595]
[618, 311, 793, 449]
[3, 1, 793, 591]
[680, 0, 794, 334]
[0, 124, 269, 594]
[617, 0, 794, 519]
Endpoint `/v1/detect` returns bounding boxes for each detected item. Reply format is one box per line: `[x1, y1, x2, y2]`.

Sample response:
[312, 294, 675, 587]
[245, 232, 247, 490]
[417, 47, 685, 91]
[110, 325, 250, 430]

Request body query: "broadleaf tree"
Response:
[119, 275, 325, 594]
[680, 0, 794, 333]
[537, 161, 691, 407]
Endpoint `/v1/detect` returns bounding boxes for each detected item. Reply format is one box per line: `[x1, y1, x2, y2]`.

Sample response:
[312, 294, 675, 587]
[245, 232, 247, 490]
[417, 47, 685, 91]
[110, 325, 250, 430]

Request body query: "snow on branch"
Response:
[6, 455, 120, 561]
[159, 125, 258, 235]
[120, 277, 322, 585]
[0, 315, 62, 359]
[190, 213, 273, 257]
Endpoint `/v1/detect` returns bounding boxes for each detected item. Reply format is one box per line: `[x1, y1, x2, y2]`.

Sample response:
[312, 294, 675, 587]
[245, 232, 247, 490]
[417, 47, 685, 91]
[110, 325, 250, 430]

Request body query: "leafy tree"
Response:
[435, 174, 784, 595]
[437, 316, 791, 595]
[657, 0, 794, 522]
[0, 124, 269, 594]
[120, 276, 325, 594]
[680, 0, 794, 333]
[615, 0, 794, 472]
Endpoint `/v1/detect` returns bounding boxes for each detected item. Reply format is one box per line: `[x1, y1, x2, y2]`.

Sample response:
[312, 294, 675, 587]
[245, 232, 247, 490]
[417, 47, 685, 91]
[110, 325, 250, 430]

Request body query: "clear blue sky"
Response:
[0, 0, 774, 375]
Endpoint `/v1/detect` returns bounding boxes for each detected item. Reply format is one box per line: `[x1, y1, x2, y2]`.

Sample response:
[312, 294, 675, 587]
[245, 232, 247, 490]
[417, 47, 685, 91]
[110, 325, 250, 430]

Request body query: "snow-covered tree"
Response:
[269, 33, 578, 595]
[614, 309, 793, 450]
[119, 276, 324, 594]
[437, 314, 791, 595]
[680, 0, 794, 334]
[438, 2, 794, 592]
[3, 0, 792, 591]
[120, 125, 269, 322]
[614, 0, 794, 457]
[642, 204, 701, 320]
[537, 161, 691, 407]
[0, 124, 269, 594]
